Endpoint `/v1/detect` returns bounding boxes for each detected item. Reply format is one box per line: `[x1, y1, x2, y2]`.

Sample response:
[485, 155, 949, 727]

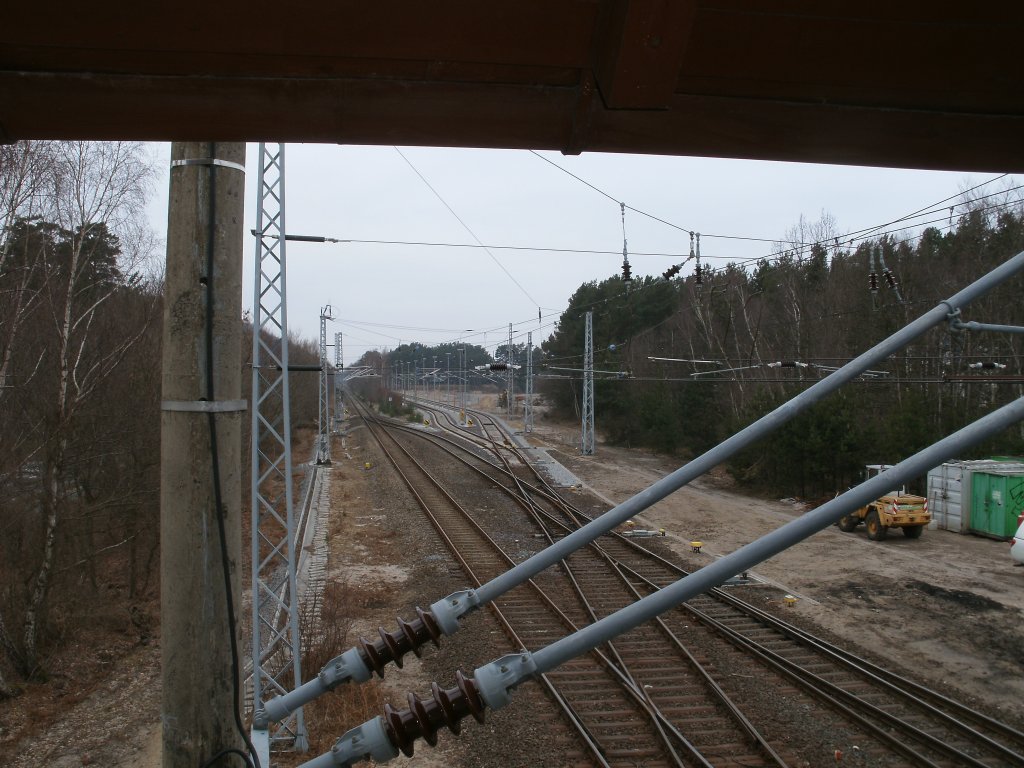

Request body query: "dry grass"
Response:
[274, 582, 386, 766]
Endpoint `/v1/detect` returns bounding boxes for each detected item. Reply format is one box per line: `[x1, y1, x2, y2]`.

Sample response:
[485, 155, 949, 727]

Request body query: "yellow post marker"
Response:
[690, 541, 703, 553]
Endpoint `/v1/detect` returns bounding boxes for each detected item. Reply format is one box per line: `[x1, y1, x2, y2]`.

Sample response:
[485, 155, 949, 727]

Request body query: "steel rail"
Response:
[367, 404, 732, 766]
[359, 404, 674, 765]
[626, 561, 1024, 768]
[411, 399, 1024, 766]
[374, 401, 788, 767]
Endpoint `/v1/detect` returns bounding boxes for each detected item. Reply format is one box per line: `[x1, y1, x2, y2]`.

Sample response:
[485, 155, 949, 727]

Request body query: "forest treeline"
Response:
[539, 205, 1024, 497]
[0, 141, 322, 696]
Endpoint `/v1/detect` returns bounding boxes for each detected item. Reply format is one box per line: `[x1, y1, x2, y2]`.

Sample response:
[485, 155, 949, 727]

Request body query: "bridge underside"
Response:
[3, 2, 1022, 171]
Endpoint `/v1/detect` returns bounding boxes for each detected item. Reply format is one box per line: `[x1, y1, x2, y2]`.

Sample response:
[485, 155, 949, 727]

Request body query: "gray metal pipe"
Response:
[474, 250, 1024, 607]
[263, 251, 1024, 729]
[951, 319, 1024, 335]
[308, 397, 1024, 768]
[520, 395, 1024, 685]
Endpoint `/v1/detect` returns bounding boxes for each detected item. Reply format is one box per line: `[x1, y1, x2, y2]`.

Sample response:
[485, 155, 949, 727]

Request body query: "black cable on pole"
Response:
[198, 142, 259, 768]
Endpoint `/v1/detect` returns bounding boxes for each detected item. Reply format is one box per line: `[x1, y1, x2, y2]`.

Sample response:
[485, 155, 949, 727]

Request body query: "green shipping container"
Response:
[969, 470, 1024, 539]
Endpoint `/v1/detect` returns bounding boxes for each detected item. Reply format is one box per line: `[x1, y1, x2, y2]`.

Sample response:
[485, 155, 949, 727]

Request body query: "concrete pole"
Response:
[160, 142, 247, 767]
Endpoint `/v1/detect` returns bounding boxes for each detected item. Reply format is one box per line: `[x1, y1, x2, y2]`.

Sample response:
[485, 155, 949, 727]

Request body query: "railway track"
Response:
[357, 397, 790, 767]
[356, 394, 1024, 767]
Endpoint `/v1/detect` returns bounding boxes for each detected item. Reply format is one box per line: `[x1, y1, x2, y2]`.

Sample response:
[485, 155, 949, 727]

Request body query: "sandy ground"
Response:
[519, 413, 1024, 725]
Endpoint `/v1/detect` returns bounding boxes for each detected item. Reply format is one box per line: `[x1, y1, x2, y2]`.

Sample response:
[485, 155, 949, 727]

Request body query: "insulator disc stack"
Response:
[357, 606, 443, 676]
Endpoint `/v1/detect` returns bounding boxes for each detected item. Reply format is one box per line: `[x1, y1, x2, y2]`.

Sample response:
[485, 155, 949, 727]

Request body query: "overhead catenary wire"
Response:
[528, 149, 1018, 258]
[280, 191, 1023, 275]
[394, 147, 541, 313]
[309, 152, 1018, 364]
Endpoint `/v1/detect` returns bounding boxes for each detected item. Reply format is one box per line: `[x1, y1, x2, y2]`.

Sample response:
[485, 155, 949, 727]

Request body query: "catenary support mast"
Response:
[249, 142, 308, 751]
[581, 310, 595, 455]
[506, 323, 514, 417]
[335, 331, 343, 422]
[524, 331, 534, 433]
[317, 305, 332, 465]
[160, 142, 247, 766]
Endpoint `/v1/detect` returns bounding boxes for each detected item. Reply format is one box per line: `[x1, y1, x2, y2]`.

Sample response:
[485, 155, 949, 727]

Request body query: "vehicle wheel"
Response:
[865, 509, 888, 541]
[903, 524, 924, 539]
[837, 515, 860, 532]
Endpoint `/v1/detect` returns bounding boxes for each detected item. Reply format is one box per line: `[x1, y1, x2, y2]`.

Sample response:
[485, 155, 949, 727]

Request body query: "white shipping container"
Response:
[928, 463, 967, 532]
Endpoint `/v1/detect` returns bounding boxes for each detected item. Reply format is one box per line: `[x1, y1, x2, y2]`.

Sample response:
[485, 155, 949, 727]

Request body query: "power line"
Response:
[271, 183, 1022, 269]
[529, 150, 1017, 256]
[394, 147, 541, 309]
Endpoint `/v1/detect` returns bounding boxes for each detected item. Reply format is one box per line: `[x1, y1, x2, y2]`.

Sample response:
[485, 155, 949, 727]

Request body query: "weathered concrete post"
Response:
[160, 142, 247, 767]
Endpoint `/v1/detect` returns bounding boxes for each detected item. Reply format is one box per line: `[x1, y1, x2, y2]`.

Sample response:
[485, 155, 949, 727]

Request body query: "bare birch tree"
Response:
[0, 142, 59, 399]
[1, 141, 156, 677]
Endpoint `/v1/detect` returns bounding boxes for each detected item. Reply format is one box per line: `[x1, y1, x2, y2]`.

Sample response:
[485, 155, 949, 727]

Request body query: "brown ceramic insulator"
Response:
[357, 606, 443, 676]
[382, 671, 487, 758]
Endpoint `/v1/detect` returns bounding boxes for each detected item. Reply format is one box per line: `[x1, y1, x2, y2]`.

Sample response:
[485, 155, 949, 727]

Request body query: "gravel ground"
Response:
[5, 398, 1023, 766]
[516, 407, 1024, 732]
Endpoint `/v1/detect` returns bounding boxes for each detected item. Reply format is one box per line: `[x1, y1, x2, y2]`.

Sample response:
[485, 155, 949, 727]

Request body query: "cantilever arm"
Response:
[259, 251, 1024, 726]
[300, 394, 1024, 767]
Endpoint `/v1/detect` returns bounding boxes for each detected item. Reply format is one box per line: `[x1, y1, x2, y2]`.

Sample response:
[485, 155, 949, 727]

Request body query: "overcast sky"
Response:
[146, 143, 1010, 364]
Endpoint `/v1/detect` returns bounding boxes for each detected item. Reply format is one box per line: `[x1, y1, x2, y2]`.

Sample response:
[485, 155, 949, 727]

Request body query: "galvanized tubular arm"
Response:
[470, 250, 1024, 608]
[302, 394, 1024, 767]
[258, 250, 1024, 728]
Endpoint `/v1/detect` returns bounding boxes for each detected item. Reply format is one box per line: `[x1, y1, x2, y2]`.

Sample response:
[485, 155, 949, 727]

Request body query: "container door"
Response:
[928, 464, 964, 532]
[990, 475, 1016, 538]
[970, 473, 995, 536]
[947, 464, 965, 532]
[970, 473, 1015, 538]
[1007, 475, 1024, 533]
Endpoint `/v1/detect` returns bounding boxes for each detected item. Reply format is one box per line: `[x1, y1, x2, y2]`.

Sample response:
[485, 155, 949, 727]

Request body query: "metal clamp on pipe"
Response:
[300, 717, 398, 768]
[473, 651, 537, 710]
[254, 647, 372, 728]
[255, 593, 474, 728]
[946, 309, 1019, 335]
[428, 589, 481, 634]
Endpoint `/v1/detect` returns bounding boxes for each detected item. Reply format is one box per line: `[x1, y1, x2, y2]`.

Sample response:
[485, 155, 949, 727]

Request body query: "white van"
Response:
[1012, 517, 1024, 566]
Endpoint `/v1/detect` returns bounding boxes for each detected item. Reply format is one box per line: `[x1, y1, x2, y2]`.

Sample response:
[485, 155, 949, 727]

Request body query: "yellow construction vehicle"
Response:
[836, 464, 930, 540]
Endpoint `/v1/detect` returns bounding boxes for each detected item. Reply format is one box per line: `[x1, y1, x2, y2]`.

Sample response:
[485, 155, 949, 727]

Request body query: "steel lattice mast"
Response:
[334, 331, 343, 423]
[506, 323, 514, 417]
[581, 310, 595, 455]
[524, 331, 534, 433]
[317, 305, 332, 465]
[249, 142, 308, 751]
